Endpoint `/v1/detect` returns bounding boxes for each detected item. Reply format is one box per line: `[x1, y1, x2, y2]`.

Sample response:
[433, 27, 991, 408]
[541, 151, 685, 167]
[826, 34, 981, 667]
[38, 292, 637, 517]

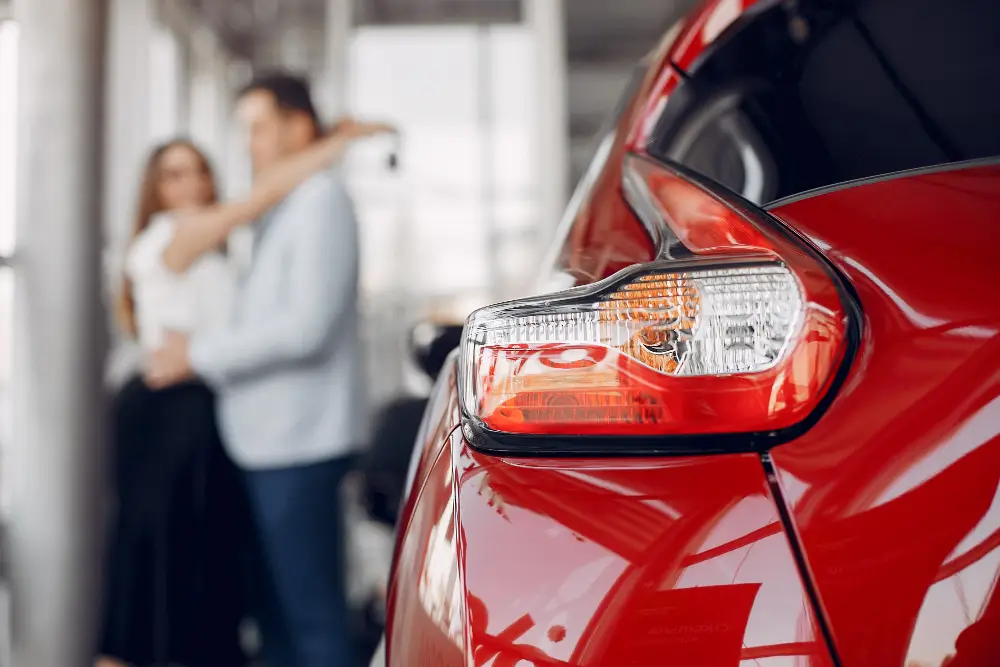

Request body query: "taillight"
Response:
[460, 155, 851, 453]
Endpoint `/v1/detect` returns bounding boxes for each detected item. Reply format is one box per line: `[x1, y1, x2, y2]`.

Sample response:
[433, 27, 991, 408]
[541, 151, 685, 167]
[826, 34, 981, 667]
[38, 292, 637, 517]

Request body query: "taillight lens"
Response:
[460, 156, 850, 444]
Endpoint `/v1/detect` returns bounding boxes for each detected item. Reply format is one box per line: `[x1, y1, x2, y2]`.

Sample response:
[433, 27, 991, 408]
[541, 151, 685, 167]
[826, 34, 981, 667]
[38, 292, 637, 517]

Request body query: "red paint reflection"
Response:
[770, 165, 1000, 667]
[457, 449, 834, 666]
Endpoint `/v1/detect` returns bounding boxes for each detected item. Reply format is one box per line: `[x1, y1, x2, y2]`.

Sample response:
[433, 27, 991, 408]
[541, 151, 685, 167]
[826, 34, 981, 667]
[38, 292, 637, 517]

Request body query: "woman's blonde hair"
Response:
[116, 140, 218, 337]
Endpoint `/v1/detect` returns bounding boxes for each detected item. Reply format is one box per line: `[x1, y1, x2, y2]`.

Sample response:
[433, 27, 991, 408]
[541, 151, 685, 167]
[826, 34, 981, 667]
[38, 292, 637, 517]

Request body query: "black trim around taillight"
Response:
[460, 155, 863, 458]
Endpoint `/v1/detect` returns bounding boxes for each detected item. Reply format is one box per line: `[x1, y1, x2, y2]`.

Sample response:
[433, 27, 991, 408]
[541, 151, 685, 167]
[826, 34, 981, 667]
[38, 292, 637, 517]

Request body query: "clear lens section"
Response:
[472, 264, 801, 378]
[462, 262, 820, 436]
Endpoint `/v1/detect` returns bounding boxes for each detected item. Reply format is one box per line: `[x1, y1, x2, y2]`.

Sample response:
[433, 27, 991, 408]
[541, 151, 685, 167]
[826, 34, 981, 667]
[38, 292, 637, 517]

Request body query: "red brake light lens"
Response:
[460, 156, 850, 444]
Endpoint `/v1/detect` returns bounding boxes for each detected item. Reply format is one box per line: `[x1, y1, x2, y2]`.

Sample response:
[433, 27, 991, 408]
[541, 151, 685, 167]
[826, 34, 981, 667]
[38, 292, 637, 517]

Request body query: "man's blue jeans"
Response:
[244, 457, 354, 667]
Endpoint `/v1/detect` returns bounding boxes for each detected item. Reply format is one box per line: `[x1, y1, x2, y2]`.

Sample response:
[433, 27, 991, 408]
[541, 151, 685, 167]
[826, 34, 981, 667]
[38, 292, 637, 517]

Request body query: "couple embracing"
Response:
[98, 73, 394, 667]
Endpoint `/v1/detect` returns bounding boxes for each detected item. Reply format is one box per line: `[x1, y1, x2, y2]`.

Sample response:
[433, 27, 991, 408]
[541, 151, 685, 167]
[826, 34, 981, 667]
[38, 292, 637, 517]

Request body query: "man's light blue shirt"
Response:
[190, 169, 365, 470]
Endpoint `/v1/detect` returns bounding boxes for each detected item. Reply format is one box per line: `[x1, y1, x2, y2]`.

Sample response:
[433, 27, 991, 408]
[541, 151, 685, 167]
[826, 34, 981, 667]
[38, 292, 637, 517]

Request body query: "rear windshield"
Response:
[648, 0, 1000, 205]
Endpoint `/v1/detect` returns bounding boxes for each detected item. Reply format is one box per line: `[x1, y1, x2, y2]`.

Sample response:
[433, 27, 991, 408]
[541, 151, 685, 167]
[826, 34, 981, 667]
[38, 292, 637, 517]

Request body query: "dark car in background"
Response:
[378, 0, 1000, 664]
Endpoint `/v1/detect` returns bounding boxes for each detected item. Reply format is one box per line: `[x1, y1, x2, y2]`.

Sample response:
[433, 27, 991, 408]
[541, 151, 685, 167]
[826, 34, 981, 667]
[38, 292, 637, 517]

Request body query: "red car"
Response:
[380, 0, 1000, 665]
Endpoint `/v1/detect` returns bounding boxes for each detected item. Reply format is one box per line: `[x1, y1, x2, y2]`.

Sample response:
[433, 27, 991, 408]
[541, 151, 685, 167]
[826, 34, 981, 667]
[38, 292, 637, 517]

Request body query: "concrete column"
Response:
[10, 1, 109, 666]
[526, 0, 569, 233]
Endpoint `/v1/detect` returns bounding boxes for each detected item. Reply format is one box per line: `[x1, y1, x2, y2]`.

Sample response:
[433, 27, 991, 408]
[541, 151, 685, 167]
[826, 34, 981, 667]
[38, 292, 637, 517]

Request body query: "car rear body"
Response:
[382, 0, 1000, 665]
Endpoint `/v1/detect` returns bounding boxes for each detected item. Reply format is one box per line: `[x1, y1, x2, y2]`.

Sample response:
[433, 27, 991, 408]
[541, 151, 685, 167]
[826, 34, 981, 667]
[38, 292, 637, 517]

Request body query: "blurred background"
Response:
[0, 0, 696, 664]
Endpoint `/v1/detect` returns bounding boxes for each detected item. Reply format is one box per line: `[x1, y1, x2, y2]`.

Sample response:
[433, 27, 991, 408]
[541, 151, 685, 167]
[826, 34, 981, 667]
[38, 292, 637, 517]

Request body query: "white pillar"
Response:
[104, 0, 153, 249]
[188, 27, 227, 157]
[10, 0, 109, 666]
[222, 58, 254, 272]
[210, 49, 236, 194]
[103, 0, 155, 386]
[319, 0, 352, 119]
[526, 0, 569, 233]
[148, 25, 183, 143]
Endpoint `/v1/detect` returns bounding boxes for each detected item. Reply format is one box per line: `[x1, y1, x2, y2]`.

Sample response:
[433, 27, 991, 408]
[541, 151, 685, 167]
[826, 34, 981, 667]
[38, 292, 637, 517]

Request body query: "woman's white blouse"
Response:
[126, 213, 235, 351]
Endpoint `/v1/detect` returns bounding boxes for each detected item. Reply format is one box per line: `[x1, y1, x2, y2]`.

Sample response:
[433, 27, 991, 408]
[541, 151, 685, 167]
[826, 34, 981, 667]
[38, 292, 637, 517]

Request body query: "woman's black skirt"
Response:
[99, 377, 251, 667]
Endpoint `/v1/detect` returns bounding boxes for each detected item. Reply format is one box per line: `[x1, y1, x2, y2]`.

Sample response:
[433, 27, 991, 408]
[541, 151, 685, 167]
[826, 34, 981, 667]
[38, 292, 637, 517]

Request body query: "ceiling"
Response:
[183, 0, 691, 183]
[188, 0, 521, 59]
[568, 0, 687, 63]
[187, 0, 687, 63]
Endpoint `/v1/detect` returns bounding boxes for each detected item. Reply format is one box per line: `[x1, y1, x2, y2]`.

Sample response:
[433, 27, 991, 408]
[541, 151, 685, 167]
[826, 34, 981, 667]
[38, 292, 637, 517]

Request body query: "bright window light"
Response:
[0, 20, 19, 258]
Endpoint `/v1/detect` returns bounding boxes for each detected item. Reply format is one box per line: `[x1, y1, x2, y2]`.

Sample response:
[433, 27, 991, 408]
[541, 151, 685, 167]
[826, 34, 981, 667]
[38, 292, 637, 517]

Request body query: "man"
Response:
[148, 72, 381, 666]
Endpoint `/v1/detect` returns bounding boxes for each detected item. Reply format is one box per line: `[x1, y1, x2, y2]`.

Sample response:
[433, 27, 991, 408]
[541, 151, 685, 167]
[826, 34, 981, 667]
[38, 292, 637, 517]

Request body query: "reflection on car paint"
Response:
[453, 441, 834, 666]
[770, 165, 1000, 667]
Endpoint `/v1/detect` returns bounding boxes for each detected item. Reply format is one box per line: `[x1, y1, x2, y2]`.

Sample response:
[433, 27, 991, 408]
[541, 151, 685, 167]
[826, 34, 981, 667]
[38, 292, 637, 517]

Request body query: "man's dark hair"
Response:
[239, 71, 321, 135]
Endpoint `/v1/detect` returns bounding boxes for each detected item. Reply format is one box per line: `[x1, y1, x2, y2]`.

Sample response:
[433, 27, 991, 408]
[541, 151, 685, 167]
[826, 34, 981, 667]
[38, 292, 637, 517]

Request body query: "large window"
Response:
[348, 25, 538, 301]
[347, 24, 541, 402]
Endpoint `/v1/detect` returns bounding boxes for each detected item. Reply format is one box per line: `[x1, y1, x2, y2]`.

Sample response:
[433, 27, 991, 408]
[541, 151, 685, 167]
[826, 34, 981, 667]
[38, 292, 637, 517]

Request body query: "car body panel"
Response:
[386, 364, 837, 666]
[768, 163, 1000, 667]
[392, 351, 463, 542]
[385, 432, 465, 665]
[384, 0, 1000, 663]
[384, 356, 465, 666]
[455, 444, 834, 666]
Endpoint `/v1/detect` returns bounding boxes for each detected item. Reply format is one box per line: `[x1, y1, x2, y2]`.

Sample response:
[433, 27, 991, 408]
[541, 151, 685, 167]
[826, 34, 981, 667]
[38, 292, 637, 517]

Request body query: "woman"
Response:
[97, 121, 391, 667]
